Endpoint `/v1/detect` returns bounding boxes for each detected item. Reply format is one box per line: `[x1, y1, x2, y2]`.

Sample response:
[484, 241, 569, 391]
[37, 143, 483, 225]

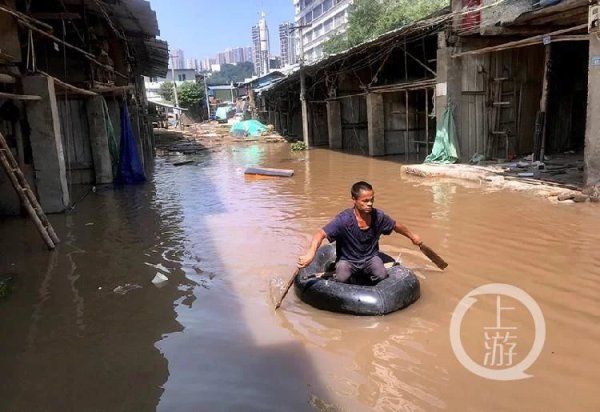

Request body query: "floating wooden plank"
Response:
[244, 167, 294, 177]
[0, 91, 41, 101]
[173, 160, 194, 166]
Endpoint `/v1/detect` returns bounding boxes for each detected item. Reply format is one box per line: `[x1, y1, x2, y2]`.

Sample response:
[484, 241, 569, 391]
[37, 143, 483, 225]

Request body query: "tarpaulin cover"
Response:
[215, 106, 232, 120]
[101, 98, 119, 177]
[424, 105, 459, 164]
[230, 120, 268, 137]
[115, 103, 146, 184]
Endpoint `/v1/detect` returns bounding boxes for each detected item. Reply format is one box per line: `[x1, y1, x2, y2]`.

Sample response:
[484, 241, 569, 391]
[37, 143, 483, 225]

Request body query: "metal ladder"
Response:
[0, 130, 59, 249]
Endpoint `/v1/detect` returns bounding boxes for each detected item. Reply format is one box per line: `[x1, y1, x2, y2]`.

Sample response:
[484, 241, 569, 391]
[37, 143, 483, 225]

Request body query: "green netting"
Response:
[101, 98, 119, 177]
[424, 104, 459, 164]
[230, 120, 268, 137]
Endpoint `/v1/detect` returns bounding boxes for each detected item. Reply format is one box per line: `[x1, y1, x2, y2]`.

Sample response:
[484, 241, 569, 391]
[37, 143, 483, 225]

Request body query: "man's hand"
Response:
[297, 254, 314, 268]
[410, 234, 423, 246]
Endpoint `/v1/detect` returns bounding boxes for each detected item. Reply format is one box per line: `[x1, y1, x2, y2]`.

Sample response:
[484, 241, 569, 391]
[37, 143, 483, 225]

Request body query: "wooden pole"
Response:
[274, 268, 299, 310]
[405, 90, 409, 161]
[425, 87, 430, 156]
[14, 120, 24, 168]
[539, 44, 551, 162]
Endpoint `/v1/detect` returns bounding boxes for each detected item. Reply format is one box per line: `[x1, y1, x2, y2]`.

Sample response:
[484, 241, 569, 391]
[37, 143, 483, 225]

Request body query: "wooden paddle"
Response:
[419, 243, 448, 270]
[274, 268, 298, 310]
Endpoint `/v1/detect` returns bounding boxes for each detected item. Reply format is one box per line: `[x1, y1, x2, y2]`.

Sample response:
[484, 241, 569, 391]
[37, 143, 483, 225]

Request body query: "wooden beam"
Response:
[0, 4, 53, 31]
[91, 84, 134, 94]
[31, 12, 81, 20]
[452, 23, 588, 57]
[0, 6, 128, 80]
[0, 50, 15, 61]
[0, 91, 42, 101]
[37, 70, 98, 96]
[0, 73, 16, 84]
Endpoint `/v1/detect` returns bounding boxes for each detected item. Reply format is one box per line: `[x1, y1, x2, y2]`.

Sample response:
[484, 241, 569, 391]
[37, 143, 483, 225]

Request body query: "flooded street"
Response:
[1, 142, 600, 411]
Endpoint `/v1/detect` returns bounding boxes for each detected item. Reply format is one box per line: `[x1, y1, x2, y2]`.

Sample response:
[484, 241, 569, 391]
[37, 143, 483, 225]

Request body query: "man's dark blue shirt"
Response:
[323, 208, 396, 263]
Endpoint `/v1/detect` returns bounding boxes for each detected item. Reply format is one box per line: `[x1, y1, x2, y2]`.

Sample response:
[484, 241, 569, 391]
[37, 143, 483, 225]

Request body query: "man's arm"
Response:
[297, 229, 327, 268]
[393, 222, 422, 246]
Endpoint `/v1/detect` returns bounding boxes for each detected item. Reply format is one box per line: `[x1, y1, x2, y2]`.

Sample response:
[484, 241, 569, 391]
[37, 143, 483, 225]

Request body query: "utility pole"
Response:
[170, 53, 182, 129]
[203, 73, 210, 121]
[291, 24, 311, 147]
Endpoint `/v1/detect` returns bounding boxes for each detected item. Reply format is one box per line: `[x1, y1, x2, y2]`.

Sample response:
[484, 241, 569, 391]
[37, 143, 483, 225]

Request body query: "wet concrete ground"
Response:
[1, 139, 600, 411]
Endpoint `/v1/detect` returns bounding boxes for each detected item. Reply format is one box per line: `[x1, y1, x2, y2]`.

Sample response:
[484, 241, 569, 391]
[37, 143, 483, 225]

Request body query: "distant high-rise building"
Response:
[171, 48, 185, 69]
[294, 0, 352, 63]
[251, 12, 270, 76]
[186, 58, 198, 71]
[269, 56, 282, 70]
[279, 22, 297, 67]
[216, 47, 254, 65]
[243, 47, 253, 64]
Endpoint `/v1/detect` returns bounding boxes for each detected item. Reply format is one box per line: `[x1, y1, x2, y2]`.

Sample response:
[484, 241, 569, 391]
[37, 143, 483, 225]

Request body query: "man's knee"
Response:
[334, 260, 352, 283]
[367, 256, 388, 281]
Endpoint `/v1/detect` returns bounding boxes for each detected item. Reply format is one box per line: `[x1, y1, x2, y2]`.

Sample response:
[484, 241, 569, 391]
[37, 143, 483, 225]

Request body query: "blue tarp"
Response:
[230, 120, 268, 137]
[115, 103, 146, 184]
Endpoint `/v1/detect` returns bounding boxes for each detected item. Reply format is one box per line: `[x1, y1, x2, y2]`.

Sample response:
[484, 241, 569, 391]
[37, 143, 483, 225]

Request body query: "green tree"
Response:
[177, 81, 206, 120]
[323, 0, 448, 55]
[207, 62, 255, 85]
[159, 81, 174, 102]
[178, 81, 204, 109]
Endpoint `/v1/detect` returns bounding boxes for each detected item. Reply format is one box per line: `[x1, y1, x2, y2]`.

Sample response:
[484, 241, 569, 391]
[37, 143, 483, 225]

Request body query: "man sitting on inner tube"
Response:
[297, 181, 423, 283]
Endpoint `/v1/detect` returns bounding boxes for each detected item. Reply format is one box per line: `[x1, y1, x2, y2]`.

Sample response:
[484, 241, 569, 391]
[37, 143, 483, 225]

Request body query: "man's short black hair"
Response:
[351, 181, 373, 199]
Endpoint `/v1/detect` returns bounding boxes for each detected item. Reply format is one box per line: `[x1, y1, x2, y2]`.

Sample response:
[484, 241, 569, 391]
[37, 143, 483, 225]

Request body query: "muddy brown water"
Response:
[1, 144, 599, 411]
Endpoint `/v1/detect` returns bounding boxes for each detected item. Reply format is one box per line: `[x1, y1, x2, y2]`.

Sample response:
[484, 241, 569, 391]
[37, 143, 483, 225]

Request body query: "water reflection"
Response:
[1, 142, 600, 411]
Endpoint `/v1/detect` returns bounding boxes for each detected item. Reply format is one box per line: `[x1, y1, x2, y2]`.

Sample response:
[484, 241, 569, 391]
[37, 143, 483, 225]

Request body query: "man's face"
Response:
[353, 189, 375, 214]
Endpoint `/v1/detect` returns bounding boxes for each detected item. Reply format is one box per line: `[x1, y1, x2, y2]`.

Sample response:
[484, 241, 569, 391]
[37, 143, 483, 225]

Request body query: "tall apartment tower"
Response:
[171, 48, 185, 69]
[293, 0, 352, 63]
[279, 22, 298, 67]
[251, 12, 271, 76]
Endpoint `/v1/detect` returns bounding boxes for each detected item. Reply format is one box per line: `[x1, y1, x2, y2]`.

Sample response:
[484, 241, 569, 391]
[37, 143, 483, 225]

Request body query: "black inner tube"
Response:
[294, 244, 420, 316]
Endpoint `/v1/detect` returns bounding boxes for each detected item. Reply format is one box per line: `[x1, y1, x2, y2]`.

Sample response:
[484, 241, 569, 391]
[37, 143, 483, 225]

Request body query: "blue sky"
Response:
[150, 0, 294, 60]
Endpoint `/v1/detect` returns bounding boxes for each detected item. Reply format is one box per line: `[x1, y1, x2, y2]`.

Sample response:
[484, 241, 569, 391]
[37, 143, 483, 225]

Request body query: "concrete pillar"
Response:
[584, 32, 600, 190]
[435, 32, 463, 156]
[327, 100, 342, 149]
[22, 75, 70, 213]
[86, 96, 114, 184]
[366, 93, 385, 156]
